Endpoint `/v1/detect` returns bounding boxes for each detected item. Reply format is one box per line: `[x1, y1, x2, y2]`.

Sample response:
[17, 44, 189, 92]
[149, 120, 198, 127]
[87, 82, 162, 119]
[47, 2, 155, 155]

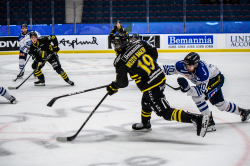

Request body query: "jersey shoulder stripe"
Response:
[175, 60, 189, 74]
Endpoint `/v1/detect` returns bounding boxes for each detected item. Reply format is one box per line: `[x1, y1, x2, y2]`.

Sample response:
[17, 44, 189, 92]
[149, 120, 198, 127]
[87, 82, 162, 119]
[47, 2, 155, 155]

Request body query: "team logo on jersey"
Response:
[202, 67, 207, 76]
[208, 88, 217, 98]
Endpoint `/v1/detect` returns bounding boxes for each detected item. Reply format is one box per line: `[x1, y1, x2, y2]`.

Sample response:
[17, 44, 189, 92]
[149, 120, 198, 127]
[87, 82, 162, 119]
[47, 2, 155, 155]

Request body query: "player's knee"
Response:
[31, 62, 38, 70]
[19, 53, 26, 60]
[215, 100, 228, 112]
[162, 107, 176, 120]
[55, 67, 63, 74]
[151, 97, 171, 117]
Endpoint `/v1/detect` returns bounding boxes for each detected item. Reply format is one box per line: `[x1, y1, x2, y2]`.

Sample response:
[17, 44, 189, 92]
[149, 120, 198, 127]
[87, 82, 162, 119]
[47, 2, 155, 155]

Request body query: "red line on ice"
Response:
[0, 123, 11, 132]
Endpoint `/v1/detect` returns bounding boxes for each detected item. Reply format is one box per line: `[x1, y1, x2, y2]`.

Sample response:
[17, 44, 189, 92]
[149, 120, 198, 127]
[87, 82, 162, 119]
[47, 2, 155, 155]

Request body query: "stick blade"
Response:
[56, 137, 68, 142]
[8, 87, 17, 90]
[174, 87, 181, 90]
[47, 98, 57, 107]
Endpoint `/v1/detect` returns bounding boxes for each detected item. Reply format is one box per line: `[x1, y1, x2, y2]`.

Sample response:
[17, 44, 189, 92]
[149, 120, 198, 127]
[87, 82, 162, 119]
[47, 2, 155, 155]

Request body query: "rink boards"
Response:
[1, 33, 250, 54]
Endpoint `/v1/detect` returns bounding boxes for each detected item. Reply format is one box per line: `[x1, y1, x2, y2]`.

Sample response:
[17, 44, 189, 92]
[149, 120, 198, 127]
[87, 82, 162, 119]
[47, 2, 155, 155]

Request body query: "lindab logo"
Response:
[226, 34, 250, 48]
[230, 35, 250, 47]
[168, 35, 213, 45]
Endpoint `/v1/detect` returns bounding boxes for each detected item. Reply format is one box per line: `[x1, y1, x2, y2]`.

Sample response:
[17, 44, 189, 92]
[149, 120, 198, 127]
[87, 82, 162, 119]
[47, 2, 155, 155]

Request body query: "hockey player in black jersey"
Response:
[106, 34, 209, 137]
[109, 20, 129, 42]
[29, 32, 74, 86]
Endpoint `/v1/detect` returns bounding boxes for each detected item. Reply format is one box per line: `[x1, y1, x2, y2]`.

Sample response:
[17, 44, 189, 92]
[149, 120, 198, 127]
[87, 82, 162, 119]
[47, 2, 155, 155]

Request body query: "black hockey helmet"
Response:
[113, 33, 128, 51]
[30, 31, 38, 38]
[21, 23, 27, 29]
[116, 20, 121, 24]
[184, 52, 200, 67]
[132, 33, 140, 40]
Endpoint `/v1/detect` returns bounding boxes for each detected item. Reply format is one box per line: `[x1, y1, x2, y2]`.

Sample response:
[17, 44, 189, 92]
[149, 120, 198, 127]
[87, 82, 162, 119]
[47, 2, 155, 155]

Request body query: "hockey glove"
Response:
[107, 82, 119, 96]
[177, 77, 190, 93]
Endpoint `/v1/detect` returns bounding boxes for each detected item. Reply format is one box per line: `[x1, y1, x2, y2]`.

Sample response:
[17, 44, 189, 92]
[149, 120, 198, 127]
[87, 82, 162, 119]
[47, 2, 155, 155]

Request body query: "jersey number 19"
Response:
[137, 54, 155, 75]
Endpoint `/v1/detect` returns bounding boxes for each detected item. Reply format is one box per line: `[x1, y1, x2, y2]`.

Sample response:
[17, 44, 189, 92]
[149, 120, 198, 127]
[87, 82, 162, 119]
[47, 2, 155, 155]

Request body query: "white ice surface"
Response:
[0, 52, 250, 166]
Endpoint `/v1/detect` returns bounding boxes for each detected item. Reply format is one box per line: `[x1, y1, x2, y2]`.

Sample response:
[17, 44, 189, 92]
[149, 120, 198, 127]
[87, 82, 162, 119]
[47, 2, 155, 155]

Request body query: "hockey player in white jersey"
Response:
[0, 87, 16, 104]
[163, 52, 250, 132]
[17, 23, 41, 79]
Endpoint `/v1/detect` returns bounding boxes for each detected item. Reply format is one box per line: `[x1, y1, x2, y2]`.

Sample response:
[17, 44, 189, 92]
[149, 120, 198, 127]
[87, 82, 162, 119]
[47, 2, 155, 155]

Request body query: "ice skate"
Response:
[17, 72, 24, 79]
[132, 122, 152, 131]
[239, 107, 250, 122]
[9, 96, 17, 104]
[191, 114, 209, 137]
[34, 79, 45, 86]
[207, 112, 216, 132]
[66, 79, 74, 86]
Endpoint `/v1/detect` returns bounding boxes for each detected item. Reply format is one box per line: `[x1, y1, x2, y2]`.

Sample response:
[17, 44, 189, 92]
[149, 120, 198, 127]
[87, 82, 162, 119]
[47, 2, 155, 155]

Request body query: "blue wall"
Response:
[1, 21, 250, 36]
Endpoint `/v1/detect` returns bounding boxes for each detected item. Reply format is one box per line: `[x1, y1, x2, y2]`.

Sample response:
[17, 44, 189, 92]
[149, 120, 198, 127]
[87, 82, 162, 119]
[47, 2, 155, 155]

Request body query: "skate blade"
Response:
[241, 114, 250, 122]
[133, 128, 152, 132]
[207, 126, 216, 132]
[34, 84, 45, 86]
[11, 100, 17, 104]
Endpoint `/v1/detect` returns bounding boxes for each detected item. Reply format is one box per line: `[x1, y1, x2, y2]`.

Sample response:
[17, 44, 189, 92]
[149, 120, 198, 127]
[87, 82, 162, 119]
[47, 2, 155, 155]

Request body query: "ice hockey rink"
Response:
[0, 52, 250, 166]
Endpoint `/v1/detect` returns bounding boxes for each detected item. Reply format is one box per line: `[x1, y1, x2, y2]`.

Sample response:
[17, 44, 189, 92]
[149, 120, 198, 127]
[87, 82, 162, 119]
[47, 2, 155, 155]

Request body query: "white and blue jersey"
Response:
[18, 30, 41, 54]
[163, 60, 220, 97]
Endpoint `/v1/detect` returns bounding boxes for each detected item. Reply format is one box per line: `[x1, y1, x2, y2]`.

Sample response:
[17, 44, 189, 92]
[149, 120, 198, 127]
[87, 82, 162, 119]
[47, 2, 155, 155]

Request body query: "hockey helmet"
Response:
[132, 33, 140, 40]
[21, 23, 27, 29]
[184, 52, 200, 67]
[30, 31, 38, 38]
[116, 20, 121, 24]
[113, 33, 128, 51]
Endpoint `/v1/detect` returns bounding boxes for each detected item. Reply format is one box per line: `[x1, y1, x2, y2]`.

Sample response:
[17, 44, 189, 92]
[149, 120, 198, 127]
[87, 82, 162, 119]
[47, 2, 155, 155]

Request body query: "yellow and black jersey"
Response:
[30, 35, 59, 62]
[113, 40, 165, 92]
[110, 25, 129, 39]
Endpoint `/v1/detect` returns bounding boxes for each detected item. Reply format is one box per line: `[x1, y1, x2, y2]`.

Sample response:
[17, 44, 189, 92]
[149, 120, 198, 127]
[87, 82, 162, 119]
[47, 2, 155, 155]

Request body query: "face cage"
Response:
[31, 36, 37, 39]
[184, 61, 198, 68]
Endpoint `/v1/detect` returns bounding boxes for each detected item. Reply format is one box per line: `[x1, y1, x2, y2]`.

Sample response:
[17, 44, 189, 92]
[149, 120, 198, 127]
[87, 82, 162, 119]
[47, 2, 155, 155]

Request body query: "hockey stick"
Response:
[13, 55, 31, 82]
[47, 84, 109, 107]
[56, 93, 109, 142]
[165, 83, 181, 90]
[8, 61, 46, 90]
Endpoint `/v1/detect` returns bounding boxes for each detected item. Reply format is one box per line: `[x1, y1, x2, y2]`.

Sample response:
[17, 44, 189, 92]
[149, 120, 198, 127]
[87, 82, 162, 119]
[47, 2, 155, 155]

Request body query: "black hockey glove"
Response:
[177, 77, 190, 93]
[106, 82, 119, 96]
